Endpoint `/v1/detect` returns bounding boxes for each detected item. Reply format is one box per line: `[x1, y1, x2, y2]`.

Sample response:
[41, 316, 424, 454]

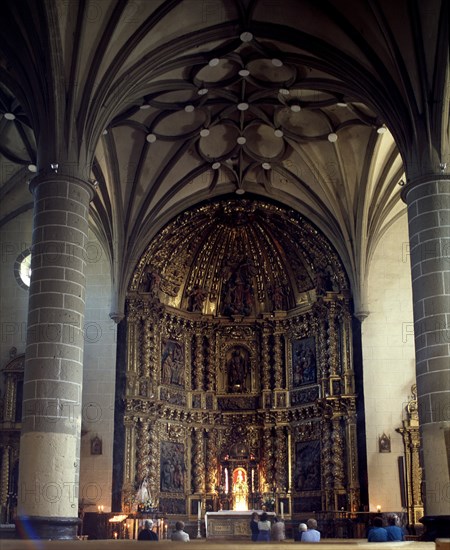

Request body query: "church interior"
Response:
[0, 0, 449, 542]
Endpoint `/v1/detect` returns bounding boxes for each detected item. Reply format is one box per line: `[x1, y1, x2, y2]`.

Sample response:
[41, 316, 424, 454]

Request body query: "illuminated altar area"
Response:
[120, 200, 361, 523]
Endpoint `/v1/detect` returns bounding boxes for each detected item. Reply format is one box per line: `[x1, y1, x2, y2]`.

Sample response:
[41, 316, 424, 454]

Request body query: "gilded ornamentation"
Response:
[397, 385, 423, 527]
[192, 427, 205, 494]
[274, 426, 288, 491]
[123, 200, 359, 516]
[205, 428, 218, 493]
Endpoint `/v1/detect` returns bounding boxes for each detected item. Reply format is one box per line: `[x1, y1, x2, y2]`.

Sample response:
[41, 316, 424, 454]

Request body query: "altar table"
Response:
[205, 510, 275, 539]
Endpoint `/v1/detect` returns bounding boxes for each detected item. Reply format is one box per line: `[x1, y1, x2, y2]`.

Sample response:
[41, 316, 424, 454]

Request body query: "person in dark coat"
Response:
[138, 520, 158, 541]
[250, 512, 259, 541]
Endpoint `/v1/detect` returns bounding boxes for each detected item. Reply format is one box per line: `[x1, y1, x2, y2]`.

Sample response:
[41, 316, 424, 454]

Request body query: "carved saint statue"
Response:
[227, 347, 249, 392]
[232, 468, 248, 511]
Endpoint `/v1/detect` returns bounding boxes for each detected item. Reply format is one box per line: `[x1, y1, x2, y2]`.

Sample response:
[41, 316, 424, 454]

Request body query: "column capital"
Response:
[400, 173, 450, 202]
[28, 171, 95, 201]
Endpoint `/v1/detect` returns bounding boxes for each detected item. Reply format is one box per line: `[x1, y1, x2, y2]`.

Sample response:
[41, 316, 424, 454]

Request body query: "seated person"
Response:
[257, 512, 271, 541]
[368, 517, 388, 542]
[249, 512, 259, 541]
[301, 518, 320, 542]
[296, 522, 307, 542]
[271, 517, 285, 541]
[138, 519, 158, 541]
[171, 520, 190, 542]
[386, 515, 404, 541]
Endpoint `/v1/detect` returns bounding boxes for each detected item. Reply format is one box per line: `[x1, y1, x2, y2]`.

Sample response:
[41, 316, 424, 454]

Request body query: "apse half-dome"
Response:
[130, 198, 349, 316]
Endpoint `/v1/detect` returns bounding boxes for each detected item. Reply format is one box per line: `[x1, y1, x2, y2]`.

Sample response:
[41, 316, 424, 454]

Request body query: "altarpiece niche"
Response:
[120, 200, 361, 520]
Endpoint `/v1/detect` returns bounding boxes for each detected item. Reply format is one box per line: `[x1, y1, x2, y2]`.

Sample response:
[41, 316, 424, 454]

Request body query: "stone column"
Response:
[17, 173, 93, 539]
[403, 176, 450, 537]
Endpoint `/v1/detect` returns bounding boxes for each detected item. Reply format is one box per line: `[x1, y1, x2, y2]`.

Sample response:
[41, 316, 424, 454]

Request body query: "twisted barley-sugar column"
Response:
[402, 175, 450, 535]
[273, 330, 283, 389]
[261, 326, 271, 391]
[192, 426, 205, 494]
[194, 331, 204, 391]
[17, 173, 93, 539]
[205, 428, 218, 494]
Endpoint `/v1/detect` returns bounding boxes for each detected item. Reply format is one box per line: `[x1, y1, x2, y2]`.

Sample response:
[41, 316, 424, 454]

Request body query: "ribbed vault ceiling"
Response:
[0, 0, 448, 317]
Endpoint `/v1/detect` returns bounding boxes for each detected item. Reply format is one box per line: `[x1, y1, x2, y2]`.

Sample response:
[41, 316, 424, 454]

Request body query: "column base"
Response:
[420, 515, 450, 541]
[15, 515, 80, 540]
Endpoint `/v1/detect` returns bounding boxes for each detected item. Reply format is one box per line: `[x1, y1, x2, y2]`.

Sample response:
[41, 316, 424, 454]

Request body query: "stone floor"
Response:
[0, 539, 446, 550]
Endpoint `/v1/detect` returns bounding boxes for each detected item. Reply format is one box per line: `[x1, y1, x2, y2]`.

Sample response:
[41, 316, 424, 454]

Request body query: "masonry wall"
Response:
[0, 211, 32, 370]
[362, 212, 416, 512]
[79, 230, 117, 513]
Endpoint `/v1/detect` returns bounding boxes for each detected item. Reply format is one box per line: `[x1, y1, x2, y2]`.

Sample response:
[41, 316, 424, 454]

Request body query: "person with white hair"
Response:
[300, 518, 320, 542]
[138, 519, 158, 541]
[297, 522, 307, 541]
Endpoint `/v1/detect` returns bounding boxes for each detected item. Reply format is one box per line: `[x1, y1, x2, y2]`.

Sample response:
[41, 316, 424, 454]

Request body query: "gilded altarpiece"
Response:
[122, 291, 359, 518]
[122, 200, 360, 520]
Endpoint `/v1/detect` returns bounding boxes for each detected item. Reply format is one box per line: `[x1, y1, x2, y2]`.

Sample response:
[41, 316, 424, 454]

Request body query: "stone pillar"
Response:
[17, 174, 93, 539]
[403, 176, 450, 538]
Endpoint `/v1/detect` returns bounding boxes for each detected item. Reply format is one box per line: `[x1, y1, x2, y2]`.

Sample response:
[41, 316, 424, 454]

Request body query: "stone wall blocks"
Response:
[33, 416, 80, 436]
[420, 257, 450, 276]
[424, 295, 450, 317]
[41, 279, 84, 298]
[417, 194, 450, 214]
[35, 211, 68, 227]
[38, 308, 81, 327]
[444, 270, 450, 293]
[42, 226, 86, 247]
[32, 265, 64, 283]
[67, 212, 89, 231]
[413, 299, 425, 321]
[64, 294, 85, 313]
[22, 380, 37, 400]
[411, 263, 422, 281]
[426, 330, 450, 348]
[60, 359, 83, 383]
[26, 358, 60, 380]
[29, 291, 64, 312]
[38, 342, 81, 362]
[67, 184, 91, 205]
[419, 227, 450, 244]
[416, 343, 449, 363]
[34, 180, 68, 199]
[36, 251, 84, 272]
[417, 378, 450, 414]
[429, 392, 450, 423]
[43, 198, 87, 217]
[414, 314, 449, 337]
[36, 379, 80, 402]
[64, 267, 86, 286]
[413, 272, 445, 301]
[428, 356, 450, 373]
[408, 211, 439, 236]
[406, 180, 438, 203]
[410, 240, 442, 268]
[438, 210, 450, 227]
[407, 200, 418, 219]
[27, 323, 62, 344]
